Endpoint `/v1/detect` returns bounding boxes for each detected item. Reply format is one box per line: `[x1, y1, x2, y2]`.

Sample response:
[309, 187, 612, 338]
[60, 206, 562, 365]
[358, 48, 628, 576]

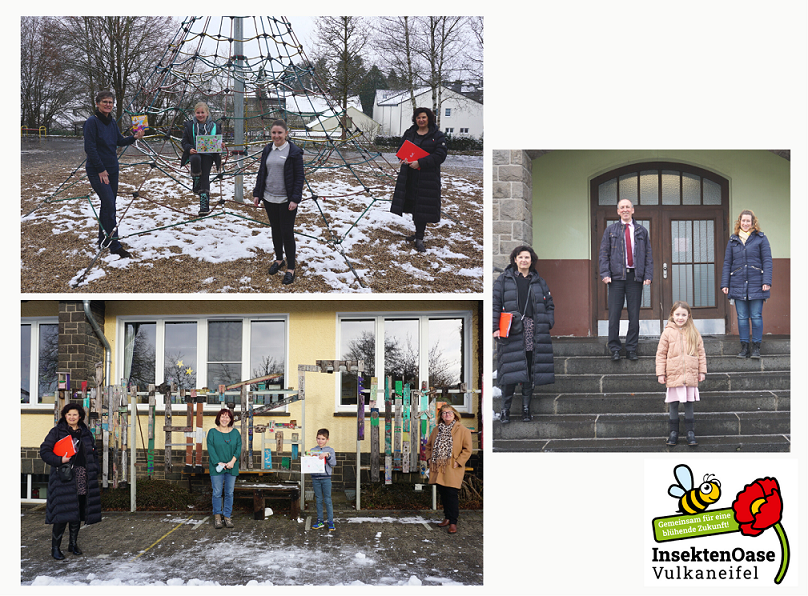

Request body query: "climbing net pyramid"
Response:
[27, 16, 398, 288]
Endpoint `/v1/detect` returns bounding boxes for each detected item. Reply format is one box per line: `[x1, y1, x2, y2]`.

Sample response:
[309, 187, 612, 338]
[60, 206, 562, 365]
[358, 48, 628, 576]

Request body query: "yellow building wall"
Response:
[22, 300, 480, 455]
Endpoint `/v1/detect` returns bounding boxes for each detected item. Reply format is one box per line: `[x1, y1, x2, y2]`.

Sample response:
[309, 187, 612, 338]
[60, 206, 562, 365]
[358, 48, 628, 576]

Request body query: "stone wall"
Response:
[492, 150, 535, 271]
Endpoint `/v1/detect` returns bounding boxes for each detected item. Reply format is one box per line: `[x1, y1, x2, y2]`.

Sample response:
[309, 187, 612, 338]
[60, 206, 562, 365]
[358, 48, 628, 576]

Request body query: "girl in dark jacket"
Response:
[252, 119, 306, 285]
[180, 101, 222, 216]
[39, 404, 102, 560]
[720, 209, 772, 358]
[493, 245, 555, 423]
[390, 107, 448, 252]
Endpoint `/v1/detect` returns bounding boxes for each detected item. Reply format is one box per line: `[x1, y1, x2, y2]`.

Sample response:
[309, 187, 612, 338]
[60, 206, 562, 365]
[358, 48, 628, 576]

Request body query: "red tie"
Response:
[625, 224, 633, 267]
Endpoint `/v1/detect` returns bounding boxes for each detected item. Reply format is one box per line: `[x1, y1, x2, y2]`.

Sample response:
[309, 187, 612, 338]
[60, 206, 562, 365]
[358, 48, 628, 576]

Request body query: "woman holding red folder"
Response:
[39, 404, 101, 560]
[390, 107, 448, 252]
[493, 246, 555, 423]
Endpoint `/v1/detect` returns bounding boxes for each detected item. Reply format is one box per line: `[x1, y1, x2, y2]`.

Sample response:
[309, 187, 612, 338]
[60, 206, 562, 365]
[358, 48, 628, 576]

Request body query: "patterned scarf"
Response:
[430, 421, 454, 473]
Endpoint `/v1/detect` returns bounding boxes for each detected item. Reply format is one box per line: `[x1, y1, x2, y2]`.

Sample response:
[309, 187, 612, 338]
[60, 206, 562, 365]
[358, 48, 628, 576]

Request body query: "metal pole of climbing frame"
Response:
[233, 17, 245, 202]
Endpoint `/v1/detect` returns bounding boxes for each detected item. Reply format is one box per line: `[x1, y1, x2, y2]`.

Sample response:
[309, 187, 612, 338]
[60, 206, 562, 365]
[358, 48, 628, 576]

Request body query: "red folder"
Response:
[53, 435, 77, 458]
[396, 140, 430, 168]
[498, 312, 513, 338]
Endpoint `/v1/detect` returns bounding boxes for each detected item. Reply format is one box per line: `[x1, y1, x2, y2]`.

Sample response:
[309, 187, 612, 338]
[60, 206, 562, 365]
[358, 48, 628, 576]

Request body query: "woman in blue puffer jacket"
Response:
[720, 209, 772, 359]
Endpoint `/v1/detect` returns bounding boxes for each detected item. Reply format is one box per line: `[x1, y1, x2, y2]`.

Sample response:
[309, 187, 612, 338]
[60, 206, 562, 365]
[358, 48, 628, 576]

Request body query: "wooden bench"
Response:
[233, 482, 300, 520]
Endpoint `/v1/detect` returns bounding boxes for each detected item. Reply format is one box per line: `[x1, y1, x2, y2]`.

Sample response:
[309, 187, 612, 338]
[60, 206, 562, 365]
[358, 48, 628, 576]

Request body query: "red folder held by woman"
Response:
[498, 312, 513, 338]
[396, 140, 430, 168]
[53, 435, 77, 458]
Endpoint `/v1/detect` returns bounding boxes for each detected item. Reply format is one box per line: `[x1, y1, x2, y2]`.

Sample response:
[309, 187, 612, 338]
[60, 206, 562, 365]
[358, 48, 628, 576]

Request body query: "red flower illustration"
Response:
[732, 477, 783, 536]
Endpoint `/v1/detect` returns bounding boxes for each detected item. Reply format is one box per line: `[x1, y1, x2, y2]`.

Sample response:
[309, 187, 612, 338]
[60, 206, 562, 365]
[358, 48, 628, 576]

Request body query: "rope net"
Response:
[28, 16, 399, 288]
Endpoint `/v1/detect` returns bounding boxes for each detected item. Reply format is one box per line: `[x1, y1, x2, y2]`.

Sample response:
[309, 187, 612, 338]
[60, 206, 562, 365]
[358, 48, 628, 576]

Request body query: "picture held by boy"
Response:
[655, 301, 707, 447]
[309, 428, 337, 530]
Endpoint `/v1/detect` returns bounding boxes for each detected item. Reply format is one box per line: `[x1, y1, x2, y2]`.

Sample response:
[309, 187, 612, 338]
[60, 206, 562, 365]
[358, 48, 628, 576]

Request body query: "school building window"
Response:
[337, 312, 471, 411]
[120, 315, 287, 406]
[445, 127, 454, 135]
[445, 108, 452, 117]
[21, 319, 59, 405]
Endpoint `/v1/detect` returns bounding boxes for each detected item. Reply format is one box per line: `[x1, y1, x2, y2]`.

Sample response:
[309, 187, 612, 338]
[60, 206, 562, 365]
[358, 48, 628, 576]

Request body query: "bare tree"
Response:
[311, 16, 371, 138]
[20, 17, 78, 129]
[414, 16, 469, 128]
[53, 16, 178, 128]
[466, 16, 484, 86]
[371, 16, 420, 112]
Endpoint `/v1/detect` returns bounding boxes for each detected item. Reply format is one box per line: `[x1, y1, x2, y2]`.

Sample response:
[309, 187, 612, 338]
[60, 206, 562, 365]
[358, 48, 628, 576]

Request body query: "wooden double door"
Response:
[591, 163, 730, 332]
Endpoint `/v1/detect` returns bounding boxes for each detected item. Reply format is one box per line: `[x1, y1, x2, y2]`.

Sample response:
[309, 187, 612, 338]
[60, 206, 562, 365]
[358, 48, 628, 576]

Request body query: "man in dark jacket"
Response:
[598, 198, 653, 360]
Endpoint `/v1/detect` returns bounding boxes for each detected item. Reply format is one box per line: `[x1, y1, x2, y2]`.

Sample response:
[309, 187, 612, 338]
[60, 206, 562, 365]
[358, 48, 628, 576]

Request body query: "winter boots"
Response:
[214, 514, 223, 529]
[51, 522, 66, 560]
[685, 417, 698, 446]
[67, 521, 82, 555]
[750, 342, 761, 359]
[666, 420, 679, 446]
[736, 342, 750, 358]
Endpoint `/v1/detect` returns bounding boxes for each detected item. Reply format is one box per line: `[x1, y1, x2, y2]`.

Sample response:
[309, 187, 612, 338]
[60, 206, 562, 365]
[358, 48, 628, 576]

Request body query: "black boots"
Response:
[68, 521, 82, 555]
[666, 420, 679, 446]
[52, 522, 82, 559]
[736, 342, 749, 358]
[500, 410, 510, 424]
[51, 522, 66, 560]
[750, 342, 761, 359]
[685, 417, 698, 446]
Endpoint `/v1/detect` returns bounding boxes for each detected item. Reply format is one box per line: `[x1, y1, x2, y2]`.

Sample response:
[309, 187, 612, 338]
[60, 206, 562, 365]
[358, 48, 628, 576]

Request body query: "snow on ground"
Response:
[25, 515, 469, 587]
[21, 152, 483, 293]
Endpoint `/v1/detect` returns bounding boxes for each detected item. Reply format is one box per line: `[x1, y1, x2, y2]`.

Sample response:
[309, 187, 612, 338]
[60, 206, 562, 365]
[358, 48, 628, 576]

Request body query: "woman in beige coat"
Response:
[655, 301, 707, 447]
[425, 404, 472, 534]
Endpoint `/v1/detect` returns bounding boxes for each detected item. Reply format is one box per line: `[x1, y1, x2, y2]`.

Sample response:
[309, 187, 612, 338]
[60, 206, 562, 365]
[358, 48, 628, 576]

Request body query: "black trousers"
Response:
[189, 153, 214, 194]
[607, 269, 643, 353]
[262, 201, 298, 269]
[436, 484, 460, 524]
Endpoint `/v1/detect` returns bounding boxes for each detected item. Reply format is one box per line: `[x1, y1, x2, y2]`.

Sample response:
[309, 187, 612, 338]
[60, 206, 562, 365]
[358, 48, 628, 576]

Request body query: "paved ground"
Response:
[20, 503, 482, 587]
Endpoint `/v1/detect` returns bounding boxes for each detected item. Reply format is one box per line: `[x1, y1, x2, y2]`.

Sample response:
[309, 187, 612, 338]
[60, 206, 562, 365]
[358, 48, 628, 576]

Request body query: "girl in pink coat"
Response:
[655, 301, 707, 447]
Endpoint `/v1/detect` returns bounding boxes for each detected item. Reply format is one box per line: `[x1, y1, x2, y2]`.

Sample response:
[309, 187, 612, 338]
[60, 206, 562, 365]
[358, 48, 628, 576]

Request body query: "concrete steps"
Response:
[492, 335, 790, 452]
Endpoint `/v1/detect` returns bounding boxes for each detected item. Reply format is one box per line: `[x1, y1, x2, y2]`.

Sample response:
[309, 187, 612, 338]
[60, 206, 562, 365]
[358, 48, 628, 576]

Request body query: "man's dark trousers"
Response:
[608, 268, 643, 353]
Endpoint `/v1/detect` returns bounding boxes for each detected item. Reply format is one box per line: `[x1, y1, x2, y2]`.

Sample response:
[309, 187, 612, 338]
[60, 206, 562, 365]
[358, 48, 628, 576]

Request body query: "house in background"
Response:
[307, 106, 381, 139]
[373, 87, 483, 138]
[21, 299, 481, 502]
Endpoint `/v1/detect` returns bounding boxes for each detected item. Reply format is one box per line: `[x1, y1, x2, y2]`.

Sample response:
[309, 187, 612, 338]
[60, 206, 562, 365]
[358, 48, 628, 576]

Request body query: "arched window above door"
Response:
[598, 167, 725, 207]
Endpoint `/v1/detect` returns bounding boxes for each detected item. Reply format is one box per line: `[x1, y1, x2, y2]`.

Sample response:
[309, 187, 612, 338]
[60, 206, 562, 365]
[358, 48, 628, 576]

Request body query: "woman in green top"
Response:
[207, 408, 241, 529]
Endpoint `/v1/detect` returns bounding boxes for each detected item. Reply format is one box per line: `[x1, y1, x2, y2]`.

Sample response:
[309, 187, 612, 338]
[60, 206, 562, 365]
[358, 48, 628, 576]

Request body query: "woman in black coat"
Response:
[720, 209, 773, 358]
[39, 404, 102, 560]
[493, 245, 555, 423]
[390, 107, 448, 252]
[252, 119, 306, 285]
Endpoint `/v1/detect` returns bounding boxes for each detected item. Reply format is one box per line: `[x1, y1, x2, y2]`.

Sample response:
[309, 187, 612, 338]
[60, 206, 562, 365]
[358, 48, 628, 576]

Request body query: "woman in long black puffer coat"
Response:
[390, 107, 448, 253]
[39, 403, 102, 560]
[493, 245, 555, 423]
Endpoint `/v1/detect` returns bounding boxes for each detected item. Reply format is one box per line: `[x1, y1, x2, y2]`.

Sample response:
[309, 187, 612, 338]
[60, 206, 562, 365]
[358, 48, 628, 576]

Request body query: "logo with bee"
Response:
[668, 464, 721, 515]
[649, 461, 793, 585]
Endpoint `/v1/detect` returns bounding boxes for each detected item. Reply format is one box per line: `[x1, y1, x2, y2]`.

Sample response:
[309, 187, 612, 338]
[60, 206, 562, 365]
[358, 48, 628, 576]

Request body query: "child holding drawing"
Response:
[309, 428, 337, 530]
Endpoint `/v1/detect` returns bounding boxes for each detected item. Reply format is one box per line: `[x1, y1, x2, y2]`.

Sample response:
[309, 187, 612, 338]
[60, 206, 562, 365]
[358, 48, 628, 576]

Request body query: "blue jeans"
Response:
[311, 476, 333, 524]
[211, 473, 236, 517]
[735, 299, 764, 343]
[87, 169, 122, 251]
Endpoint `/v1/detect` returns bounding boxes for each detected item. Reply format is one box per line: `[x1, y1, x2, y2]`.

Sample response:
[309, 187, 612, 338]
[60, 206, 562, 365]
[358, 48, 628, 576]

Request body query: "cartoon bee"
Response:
[668, 464, 721, 514]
